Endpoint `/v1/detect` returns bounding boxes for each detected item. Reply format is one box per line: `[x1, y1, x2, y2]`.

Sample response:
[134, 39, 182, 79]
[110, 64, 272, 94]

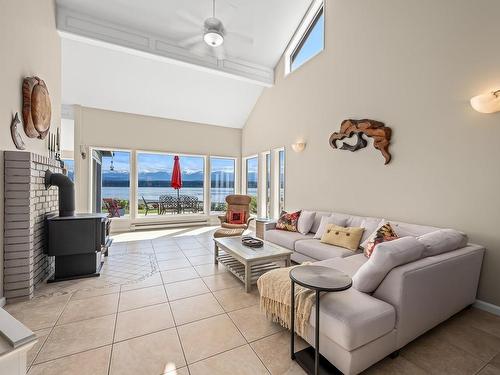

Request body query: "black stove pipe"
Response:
[45, 169, 75, 217]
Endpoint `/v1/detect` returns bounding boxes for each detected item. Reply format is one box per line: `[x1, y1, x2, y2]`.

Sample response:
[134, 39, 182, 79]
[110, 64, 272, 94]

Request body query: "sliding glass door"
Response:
[210, 157, 235, 213]
[92, 149, 131, 217]
[136, 152, 205, 216]
[245, 156, 258, 215]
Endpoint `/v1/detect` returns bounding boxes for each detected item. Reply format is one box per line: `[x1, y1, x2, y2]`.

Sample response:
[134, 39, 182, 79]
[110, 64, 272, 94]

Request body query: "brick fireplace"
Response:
[3, 151, 62, 302]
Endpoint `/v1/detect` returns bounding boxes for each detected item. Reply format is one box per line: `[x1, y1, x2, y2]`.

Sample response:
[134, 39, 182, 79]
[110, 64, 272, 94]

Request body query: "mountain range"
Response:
[102, 170, 257, 187]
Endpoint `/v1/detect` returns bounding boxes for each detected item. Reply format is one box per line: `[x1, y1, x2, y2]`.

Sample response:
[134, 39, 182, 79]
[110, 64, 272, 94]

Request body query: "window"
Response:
[285, 1, 324, 74]
[265, 153, 271, 218]
[245, 157, 258, 215]
[279, 150, 285, 213]
[137, 152, 205, 216]
[94, 150, 131, 217]
[210, 157, 235, 213]
[62, 159, 74, 182]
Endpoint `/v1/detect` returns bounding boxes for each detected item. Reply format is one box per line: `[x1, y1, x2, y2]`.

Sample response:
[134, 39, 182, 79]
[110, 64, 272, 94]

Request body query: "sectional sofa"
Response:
[264, 210, 484, 375]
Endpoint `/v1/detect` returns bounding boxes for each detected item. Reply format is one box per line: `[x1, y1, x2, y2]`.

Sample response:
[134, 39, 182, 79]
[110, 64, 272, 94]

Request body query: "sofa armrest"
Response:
[264, 221, 277, 231]
[373, 244, 484, 348]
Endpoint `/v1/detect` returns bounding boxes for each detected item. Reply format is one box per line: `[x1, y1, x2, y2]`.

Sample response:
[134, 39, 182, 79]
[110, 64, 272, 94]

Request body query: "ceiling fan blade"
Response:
[214, 45, 226, 61]
[225, 31, 253, 46]
[178, 35, 202, 47]
[177, 9, 202, 28]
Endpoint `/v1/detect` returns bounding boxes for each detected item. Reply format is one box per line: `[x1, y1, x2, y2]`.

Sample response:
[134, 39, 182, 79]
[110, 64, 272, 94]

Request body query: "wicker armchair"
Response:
[218, 194, 255, 229]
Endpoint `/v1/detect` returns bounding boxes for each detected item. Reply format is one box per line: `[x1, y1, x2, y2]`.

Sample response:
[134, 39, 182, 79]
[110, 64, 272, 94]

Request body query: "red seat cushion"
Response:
[227, 210, 246, 224]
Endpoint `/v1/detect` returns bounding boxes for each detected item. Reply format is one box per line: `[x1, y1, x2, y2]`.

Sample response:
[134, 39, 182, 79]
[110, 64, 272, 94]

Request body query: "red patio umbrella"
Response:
[171, 156, 182, 213]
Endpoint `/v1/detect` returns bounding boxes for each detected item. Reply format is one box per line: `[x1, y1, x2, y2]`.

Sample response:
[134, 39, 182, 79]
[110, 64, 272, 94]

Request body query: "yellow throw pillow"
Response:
[321, 224, 365, 251]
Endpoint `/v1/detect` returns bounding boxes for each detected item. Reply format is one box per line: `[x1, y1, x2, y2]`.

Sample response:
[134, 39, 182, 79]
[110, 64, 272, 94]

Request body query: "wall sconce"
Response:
[80, 145, 87, 159]
[470, 90, 500, 113]
[291, 141, 306, 153]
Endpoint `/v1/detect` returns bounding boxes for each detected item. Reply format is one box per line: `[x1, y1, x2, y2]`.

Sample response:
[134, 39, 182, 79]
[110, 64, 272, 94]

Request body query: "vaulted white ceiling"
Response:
[57, 0, 313, 127]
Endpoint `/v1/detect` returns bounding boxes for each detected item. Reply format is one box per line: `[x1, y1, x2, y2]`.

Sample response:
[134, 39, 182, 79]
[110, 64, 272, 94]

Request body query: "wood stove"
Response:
[45, 170, 112, 282]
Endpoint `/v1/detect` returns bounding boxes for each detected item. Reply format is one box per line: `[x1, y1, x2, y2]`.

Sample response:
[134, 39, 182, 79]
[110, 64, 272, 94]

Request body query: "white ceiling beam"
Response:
[56, 6, 274, 87]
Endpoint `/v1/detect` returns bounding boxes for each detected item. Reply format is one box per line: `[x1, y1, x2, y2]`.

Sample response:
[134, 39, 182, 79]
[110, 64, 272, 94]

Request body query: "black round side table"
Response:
[290, 265, 352, 375]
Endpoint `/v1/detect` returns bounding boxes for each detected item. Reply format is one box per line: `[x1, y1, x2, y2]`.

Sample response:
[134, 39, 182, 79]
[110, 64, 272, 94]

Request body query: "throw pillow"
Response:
[313, 215, 347, 239]
[359, 217, 385, 245]
[227, 210, 246, 224]
[320, 224, 365, 251]
[352, 236, 425, 293]
[363, 222, 399, 258]
[276, 210, 301, 232]
[297, 210, 316, 235]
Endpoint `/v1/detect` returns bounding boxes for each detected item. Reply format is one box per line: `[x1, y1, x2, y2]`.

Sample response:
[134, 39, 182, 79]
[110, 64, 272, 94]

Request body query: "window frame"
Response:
[209, 155, 237, 214]
[242, 155, 259, 216]
[135, 150, 207, 216]
[284, 0, 324, 75]
[89, 146, 132, 220]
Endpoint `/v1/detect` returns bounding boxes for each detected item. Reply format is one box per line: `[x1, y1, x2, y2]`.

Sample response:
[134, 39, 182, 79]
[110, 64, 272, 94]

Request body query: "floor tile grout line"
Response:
[154, 242, 191, 370]
[31, 343, 114, 367]
[186, 342, 249, 368]
[473, 363, 489, 375]
[29, 292, 74, 368]
[197, 268, 271, 374]
[224, 302, 272, 374]
[107, 282, 122, 375]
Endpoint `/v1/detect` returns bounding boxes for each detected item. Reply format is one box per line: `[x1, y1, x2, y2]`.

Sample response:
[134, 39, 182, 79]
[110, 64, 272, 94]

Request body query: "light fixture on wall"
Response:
[291, 141, 306, 153]
[470, 90, 500, 113]
[80, 145, 87, 159]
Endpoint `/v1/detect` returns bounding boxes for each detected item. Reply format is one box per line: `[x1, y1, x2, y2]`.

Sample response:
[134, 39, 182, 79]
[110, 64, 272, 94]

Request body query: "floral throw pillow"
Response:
[364, 222, 398, 258]
[276, 210, 301, 232]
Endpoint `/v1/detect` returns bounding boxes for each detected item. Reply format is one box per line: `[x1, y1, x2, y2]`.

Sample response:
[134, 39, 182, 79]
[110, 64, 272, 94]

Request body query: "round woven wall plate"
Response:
[22, 76, 51, 139]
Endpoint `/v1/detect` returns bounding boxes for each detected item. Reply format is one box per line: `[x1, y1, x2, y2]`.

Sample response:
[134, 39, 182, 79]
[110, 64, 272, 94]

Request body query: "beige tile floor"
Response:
[4, 226, 500, 375]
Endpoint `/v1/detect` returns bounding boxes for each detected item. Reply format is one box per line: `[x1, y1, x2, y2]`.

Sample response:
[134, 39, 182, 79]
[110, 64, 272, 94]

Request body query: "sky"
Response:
[291, 12, 324, 71]
[100, 151, 235, 175]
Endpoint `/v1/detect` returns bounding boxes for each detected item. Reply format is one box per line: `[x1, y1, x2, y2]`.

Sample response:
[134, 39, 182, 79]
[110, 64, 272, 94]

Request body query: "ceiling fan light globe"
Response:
[204, 31, 224, 47]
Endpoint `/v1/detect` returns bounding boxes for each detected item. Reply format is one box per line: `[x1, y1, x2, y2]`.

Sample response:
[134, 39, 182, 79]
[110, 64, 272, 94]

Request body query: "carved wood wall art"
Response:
[22, 76, 51, 139]
[10, 112, 25, 150]
[329, 119, 392, 164]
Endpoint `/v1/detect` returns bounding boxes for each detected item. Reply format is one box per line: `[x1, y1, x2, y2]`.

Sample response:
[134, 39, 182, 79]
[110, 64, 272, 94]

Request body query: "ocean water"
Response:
[102, 187, 257, 203]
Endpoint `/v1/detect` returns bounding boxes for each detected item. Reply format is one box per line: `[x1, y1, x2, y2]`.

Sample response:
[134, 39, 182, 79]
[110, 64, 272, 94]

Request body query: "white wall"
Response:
[73, 106, 241, 228]
[0, 0, 61, 301]
[243, 0, 500, 305]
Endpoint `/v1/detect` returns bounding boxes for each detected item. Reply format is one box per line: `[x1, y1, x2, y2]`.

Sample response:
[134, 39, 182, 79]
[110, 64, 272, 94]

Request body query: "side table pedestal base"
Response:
[294, 346, 342, 375]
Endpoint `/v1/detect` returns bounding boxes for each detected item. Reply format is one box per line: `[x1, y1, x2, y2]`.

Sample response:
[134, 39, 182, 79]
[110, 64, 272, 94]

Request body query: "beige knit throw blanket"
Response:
[257, 263, 313, 337]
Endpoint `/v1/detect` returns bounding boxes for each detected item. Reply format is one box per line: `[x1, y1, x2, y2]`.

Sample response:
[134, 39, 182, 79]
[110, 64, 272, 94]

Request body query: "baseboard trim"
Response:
[0, 297, 6, 308]
[474, 299, 500, 316]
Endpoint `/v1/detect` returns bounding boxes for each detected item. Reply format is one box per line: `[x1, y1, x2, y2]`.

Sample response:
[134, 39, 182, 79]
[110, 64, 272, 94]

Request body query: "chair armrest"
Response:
[246, 216, 255, 226]
[218, 215, 227, 224]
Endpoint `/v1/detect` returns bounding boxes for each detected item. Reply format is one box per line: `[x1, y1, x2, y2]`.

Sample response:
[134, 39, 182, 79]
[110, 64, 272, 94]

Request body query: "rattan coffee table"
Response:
[213, 236, 292, 292]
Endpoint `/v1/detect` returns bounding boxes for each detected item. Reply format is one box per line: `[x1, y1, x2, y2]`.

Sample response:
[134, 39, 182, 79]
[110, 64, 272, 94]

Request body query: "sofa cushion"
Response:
[264, 229, 313, 250]
[309, 286, 396, 351]
[313, 215, 348, 239]
[418, 229, 468, 257]
[295, 239, 354, 261]
[297, 210, 316, 235]
[314, 253, 367, 277]
[390, 221, 439, 237]
[353, 236, 425, 293]
[310, 211, 332, 233]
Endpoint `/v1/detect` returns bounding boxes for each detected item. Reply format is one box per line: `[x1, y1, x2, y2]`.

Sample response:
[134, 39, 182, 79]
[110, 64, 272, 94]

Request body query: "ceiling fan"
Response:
[177, 0, 253, 60]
